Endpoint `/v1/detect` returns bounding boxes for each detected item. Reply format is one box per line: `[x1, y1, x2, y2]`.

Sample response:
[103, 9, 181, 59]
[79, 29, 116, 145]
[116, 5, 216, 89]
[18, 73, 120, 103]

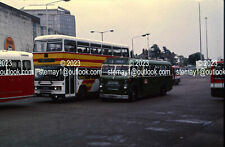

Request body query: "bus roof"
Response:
[103, 57, 171, 65]
[35, 35, 129, 48]
[0, 50, 33, 60]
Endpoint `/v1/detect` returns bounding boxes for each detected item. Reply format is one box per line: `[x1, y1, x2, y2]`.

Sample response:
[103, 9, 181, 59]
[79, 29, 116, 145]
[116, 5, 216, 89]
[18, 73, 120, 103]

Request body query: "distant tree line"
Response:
[135, 43, 204, 66]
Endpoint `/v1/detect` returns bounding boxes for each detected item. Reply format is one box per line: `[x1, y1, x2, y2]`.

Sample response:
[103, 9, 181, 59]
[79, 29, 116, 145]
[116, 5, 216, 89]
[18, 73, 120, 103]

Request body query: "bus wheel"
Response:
[129, 87, 137, 102]
[160, 86, 167, 96]
[78, 86, 87, 99]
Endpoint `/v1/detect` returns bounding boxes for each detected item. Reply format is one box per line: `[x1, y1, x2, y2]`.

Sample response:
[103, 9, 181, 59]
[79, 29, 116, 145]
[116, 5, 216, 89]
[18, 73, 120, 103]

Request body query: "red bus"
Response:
[0, 51, 34, 102]
[211, 60, 224, 97]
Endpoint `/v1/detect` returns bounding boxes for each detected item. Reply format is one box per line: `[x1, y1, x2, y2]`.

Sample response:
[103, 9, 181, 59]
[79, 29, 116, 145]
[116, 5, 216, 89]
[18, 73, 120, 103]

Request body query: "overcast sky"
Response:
[1, 0, 224, 59]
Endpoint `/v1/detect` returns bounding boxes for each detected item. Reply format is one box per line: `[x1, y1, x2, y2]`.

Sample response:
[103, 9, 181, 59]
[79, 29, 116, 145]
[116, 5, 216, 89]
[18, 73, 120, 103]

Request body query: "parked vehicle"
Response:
[172, 65, 181, 85]
[211, 60, 224, 97]
[33, 35, 129, 101]
[0, 51, 34, 102]
[99, 58, 173, 101]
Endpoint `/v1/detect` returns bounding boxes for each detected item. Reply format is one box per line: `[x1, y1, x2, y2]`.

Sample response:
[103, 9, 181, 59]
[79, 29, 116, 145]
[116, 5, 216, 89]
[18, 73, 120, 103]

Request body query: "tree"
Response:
[161, 46, 176, 64]
[150, 44, 161, 59]
[188, 52, 204, 65]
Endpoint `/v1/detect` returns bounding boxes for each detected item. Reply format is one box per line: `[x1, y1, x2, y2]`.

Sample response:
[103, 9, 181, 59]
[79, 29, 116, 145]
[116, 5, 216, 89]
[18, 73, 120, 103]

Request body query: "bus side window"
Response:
[155, 65, 160, 76]
[122, 48, 129, 57]
[64, 40, 76, 52]
[108, 49, 113, 56]
[23, 60, 31, 75]
[83, 47, 90, 54]
[0, 60, 6, 75]
[113, 46, 121, 56]
[147, 64, 151, 70]
[160, 65, 165, 70]
[8, 60, 21, 74]
[103, 49, 108, 55]
[91, 48, 98, 54]
[97, 48, 102, 54]
[130, 66, 137, 77]
[23, 60, 31, 70]
[77, 41, 90, 54]
[90, 44, 101, 55]
[138, 65, 143, 77]
[77, 46, 83, 53]
[77, 46, 89, 53]
[102, 45, 112, 56]
[150, 65, 156, 76]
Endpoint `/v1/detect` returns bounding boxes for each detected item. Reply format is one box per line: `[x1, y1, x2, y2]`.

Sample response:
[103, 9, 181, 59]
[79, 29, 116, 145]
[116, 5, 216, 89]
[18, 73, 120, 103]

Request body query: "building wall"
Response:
[23, 8, 76, 36]
[59, 14, 75, 36]
[0, 2, 40, 53]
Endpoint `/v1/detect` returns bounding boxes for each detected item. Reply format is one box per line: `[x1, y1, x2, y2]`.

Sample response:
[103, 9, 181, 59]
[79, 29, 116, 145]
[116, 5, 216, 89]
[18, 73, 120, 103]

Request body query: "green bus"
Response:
[99, 57, 173, 101]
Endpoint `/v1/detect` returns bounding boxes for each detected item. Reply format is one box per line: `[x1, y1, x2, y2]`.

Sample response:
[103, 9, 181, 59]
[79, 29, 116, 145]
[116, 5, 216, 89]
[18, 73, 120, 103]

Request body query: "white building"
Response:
[0, 2, 41, 52]
[21, 5, 76, 37]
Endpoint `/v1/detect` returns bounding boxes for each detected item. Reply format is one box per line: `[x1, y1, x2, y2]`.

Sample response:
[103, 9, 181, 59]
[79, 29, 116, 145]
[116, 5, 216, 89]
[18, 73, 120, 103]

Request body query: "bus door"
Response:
[65, 67, 76, 97]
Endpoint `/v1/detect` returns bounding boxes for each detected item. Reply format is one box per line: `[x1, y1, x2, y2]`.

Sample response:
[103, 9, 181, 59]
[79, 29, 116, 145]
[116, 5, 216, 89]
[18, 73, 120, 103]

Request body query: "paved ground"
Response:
[0, 76, 224, 147]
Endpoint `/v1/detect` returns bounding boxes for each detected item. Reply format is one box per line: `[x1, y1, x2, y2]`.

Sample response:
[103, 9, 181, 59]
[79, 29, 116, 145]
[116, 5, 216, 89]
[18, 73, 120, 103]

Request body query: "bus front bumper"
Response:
[100, 93, 129, 99]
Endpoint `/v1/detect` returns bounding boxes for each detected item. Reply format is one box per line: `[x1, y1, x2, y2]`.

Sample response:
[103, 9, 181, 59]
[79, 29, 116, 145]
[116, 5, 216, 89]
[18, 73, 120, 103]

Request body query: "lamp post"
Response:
[142, 33, 150, 49]
[132, 33, 150, 58]
[142, 33, 150, 58]
[198, 1, 203, 60]
[205, 17, 209, 60]
[90, 30, 114, 41]
[46, 0, 70, 35]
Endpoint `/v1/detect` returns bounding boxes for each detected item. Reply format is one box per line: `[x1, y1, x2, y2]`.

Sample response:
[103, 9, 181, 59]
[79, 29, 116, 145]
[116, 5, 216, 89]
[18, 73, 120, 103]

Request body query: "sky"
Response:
[1, 0, 224, 59]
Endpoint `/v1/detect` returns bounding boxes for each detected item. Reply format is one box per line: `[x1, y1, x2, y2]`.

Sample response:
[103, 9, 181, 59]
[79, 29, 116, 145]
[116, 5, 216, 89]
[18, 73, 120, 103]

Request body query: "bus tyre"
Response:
[78, 86, 87, 99]
[160, 86, 167, 96]
[129, 87, 137, 102]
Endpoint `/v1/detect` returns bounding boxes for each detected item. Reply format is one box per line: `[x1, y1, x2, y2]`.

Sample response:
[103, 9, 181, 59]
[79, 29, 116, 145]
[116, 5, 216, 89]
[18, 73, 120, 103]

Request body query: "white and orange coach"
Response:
[33, 35, 129, 101]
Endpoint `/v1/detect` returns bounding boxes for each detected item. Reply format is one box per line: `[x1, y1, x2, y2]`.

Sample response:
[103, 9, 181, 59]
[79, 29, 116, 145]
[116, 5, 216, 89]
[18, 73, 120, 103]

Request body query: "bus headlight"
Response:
[124, 83, 128, 89]
[100, 84, 103, 88]
[35, 86, 38, 90]
[54, 86, 61, 91]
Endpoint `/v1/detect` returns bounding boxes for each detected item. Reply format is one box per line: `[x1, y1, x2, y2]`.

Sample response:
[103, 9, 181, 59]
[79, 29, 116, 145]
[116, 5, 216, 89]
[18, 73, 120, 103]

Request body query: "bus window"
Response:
[0, 64, 6, 75]
[102, 49, 107, 55]
[22, 60, 31, 75]
[34, 40, 47, 52]
[77, 41, 90, 54]
[97, 48, 102, 54]
[83, 47, 90, 54]
[64, 40, 76, 52]
[23, 60, 31, 70]
[90, 48, 98, 54]
[122, 48, 129, 57]
[90, 44, 102, 54]
[108, 49, 113, 56]
[102, 45, 112, 56]
[116, 65, 129, 76]
[8, 60, 21, 74]
[46, 40, 62, 52]
[77, 41, 89, 47]
[113, 46, 121, 56]
[77, 46, 90, 53]
[102, 65, 114, 76]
